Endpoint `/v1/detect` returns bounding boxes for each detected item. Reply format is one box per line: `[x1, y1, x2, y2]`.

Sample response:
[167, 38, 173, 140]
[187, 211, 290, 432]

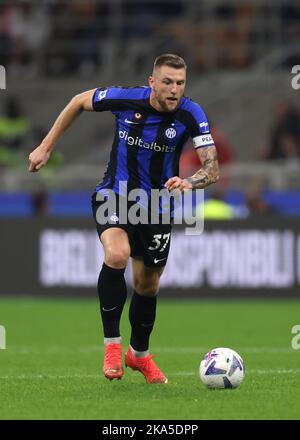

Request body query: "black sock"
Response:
[97, 263, 127, 338]
[129, 291, 157, 352]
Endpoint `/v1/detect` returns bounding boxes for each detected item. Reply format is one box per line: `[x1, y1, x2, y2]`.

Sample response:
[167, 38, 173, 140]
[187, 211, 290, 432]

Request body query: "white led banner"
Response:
[38, 228, 297, 289]
[0, 218, 299, 296]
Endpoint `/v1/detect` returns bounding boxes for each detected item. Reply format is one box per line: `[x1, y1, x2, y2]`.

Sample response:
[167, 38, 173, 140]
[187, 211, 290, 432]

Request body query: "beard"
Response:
[154, 90, 179, 112]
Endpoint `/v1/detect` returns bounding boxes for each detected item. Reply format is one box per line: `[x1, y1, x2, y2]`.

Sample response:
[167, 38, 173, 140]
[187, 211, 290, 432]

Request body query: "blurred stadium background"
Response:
[1, 0, 300, 421]
[1, 0, 300, 297]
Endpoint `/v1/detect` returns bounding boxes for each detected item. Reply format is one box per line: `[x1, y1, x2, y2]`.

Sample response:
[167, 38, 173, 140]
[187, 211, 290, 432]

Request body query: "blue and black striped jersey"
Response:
[93, 86, 214, 196]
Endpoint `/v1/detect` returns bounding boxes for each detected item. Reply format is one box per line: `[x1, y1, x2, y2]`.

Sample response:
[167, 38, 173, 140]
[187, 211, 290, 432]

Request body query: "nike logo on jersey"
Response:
[154, 257, 167, 264]
[102, 306, 117, 312]
[125, 118, 140, 125]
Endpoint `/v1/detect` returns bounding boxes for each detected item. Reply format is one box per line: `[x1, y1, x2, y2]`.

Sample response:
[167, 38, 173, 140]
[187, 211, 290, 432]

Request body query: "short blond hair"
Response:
[153, 54, 187, 71]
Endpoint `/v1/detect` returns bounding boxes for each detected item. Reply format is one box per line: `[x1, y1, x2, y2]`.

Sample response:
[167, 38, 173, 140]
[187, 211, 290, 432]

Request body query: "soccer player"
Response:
[28, 54, 219, 384]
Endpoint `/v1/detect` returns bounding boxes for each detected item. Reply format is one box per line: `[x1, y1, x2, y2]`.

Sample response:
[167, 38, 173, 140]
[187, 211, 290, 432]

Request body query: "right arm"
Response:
[28, 88, 96, 172]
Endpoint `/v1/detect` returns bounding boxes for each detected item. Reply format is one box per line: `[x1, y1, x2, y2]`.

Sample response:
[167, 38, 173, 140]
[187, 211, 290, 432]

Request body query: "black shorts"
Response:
[91, 191, 172, 267]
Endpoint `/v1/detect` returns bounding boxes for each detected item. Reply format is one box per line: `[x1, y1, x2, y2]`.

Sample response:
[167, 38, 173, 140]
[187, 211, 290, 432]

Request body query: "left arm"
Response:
[165, 145, 219, 191]
[186, 144, 219, 189]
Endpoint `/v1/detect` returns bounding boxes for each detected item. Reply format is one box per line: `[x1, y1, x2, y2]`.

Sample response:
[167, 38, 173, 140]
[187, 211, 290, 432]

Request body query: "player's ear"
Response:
[148, 75, 154, 89]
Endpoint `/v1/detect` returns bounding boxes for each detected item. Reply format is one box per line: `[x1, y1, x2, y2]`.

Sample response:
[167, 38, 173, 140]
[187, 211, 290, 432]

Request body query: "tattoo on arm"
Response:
[186, 146, 219, 189]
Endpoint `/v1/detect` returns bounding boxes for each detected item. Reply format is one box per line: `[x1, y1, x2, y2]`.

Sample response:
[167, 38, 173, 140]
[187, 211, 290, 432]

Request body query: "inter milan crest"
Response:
[165, 127, 177, 139]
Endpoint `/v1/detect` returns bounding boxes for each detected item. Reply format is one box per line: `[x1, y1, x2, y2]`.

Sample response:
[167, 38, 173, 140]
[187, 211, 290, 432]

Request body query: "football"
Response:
[199, 347, 245, 389]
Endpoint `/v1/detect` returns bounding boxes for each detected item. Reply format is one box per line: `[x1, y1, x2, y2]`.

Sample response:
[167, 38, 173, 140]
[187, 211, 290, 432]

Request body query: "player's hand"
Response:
[164, 176, 192, 192]
[28, 144, 52, 172]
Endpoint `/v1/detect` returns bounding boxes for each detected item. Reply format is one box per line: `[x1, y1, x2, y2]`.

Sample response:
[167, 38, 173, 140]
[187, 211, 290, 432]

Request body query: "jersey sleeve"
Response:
[186, 102, 215, 150]
[92, 86, 146, 113]
[92, 87, 119, 112]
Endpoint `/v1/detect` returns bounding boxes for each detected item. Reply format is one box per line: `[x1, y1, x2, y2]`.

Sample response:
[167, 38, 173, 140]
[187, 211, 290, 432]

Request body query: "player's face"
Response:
[149, 66, 186, 112]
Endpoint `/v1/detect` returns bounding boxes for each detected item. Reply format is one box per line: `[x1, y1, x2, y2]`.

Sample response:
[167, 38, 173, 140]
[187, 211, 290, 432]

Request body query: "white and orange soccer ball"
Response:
[199, 347, 245, 389]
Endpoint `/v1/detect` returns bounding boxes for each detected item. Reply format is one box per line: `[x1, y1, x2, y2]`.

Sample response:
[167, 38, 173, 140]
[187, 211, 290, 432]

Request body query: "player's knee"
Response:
[105, 246, 130, 269]
[134, 275, 160, 297]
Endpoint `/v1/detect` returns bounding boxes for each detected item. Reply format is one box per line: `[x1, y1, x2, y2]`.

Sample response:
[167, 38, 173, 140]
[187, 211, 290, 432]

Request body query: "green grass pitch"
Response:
[0, 297, 300, 420]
